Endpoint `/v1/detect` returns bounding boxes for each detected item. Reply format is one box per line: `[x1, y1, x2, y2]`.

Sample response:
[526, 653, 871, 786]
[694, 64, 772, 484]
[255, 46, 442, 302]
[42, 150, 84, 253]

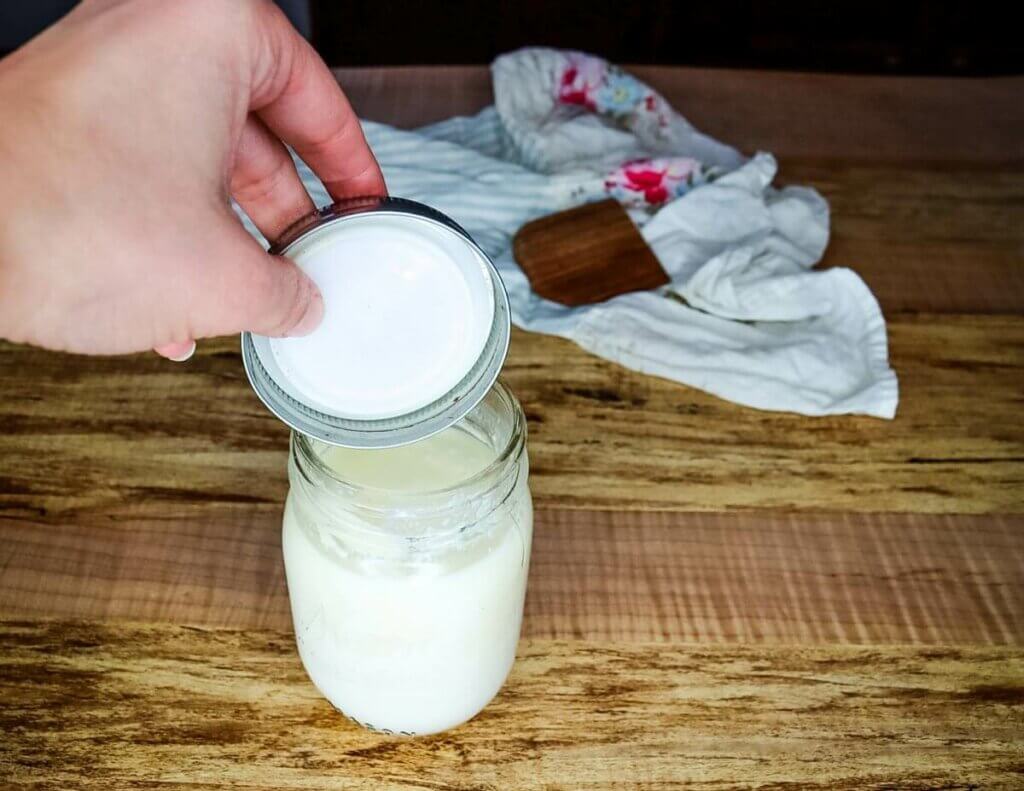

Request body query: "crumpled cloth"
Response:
[244, 48, 898, 419]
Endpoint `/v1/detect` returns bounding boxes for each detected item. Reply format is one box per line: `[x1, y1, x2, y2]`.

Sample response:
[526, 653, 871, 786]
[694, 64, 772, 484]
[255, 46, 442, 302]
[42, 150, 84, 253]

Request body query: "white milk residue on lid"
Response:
[267, 213, 496, 421]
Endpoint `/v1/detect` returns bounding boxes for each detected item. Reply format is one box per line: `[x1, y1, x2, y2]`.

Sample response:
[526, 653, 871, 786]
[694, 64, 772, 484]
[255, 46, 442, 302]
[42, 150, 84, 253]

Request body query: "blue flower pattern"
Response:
[593, 71, 647, 117]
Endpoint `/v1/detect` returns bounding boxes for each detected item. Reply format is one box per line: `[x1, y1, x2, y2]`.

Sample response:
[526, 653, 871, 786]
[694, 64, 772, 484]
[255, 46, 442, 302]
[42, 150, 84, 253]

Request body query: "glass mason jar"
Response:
[282, 381, 532, 736]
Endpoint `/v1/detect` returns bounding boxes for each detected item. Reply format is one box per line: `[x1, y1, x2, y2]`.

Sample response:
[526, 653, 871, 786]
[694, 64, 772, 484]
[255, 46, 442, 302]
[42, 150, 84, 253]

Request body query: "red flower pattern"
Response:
[604, 158, 708, 208]
[558, 67, 592, 108]
[620, 166, 669, 204]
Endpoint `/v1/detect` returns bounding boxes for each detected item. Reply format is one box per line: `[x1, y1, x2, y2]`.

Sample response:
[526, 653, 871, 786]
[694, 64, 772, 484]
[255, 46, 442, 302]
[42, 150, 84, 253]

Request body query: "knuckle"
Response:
[232, 148, 291, 204]
[267, 265, 309, 336]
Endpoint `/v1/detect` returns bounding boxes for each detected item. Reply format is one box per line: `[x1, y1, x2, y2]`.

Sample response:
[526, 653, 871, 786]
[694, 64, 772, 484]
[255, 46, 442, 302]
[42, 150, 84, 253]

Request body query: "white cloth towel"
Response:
[245, 48, 898, 419]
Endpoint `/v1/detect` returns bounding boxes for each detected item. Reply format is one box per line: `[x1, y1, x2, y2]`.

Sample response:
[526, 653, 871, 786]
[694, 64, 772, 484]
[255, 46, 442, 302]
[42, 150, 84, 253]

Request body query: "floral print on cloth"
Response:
[604, 157, 719, 207]
[557, 52, 669, 124]
[556, 54, 718, 208]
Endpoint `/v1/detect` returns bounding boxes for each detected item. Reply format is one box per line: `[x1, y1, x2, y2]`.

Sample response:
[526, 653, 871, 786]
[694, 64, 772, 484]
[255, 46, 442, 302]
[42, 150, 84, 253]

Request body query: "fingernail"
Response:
[287, 288, 324, 337]
[155, 340, 196, 362]
[168, 340, 197, 362]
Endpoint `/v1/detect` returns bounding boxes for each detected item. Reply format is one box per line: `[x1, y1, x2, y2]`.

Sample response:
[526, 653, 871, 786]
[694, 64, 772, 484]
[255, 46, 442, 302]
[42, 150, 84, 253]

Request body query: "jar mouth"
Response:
[291, 379, 526, 503]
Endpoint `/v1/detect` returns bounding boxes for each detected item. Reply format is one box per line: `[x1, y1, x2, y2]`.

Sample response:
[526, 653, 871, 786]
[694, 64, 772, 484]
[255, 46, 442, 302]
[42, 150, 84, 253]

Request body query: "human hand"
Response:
[0, 0, 385, 359]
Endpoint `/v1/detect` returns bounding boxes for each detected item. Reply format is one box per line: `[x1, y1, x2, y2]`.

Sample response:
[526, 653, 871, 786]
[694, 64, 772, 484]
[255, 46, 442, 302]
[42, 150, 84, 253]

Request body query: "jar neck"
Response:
[288, 381, 527, 551]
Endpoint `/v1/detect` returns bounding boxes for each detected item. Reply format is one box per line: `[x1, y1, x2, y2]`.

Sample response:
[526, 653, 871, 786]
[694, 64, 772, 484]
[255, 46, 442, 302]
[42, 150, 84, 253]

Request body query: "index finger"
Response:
[247, 3, 386, 200]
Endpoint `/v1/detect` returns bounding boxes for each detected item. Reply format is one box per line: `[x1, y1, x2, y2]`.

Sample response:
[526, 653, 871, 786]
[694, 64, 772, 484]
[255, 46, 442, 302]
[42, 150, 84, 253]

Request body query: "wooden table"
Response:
[2, 66, 1023, 789]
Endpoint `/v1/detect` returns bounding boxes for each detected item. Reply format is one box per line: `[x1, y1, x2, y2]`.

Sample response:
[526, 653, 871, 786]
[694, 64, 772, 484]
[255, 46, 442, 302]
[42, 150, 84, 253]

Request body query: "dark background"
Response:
[2, 1, 1021, 75]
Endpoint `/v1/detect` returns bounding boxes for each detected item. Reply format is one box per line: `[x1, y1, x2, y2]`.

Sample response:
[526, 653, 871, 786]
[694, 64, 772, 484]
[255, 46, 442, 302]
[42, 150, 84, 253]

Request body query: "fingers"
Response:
[154, 339, 196, 362]
[189, 219, 324, 340]
[231, 114, 315, 243]
[247, 2, 386, 201]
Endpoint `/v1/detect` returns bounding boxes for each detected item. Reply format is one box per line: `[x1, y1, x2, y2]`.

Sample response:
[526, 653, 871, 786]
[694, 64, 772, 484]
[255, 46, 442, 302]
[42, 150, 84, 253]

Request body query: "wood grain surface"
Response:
[1, 66, 1023, 787]
[790, 161, 1024, 315]
[2, 315, 1022, 518]
[2, 509, 1022, 644]
[3, 622, 1023, 790]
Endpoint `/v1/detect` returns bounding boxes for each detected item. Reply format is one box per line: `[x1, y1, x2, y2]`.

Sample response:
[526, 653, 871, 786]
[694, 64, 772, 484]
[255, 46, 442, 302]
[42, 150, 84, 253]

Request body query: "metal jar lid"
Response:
[242, 196, 511, 448]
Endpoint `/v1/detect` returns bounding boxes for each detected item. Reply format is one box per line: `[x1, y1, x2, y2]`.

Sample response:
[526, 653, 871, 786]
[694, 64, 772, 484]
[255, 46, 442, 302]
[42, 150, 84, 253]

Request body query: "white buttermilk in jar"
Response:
[282, 381, 532, 736]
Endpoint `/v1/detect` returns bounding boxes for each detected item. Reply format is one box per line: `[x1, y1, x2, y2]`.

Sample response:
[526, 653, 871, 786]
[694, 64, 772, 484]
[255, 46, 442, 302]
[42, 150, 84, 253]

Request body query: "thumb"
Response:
[198, 223, 324, 340]
[237, 251, 324, 338]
